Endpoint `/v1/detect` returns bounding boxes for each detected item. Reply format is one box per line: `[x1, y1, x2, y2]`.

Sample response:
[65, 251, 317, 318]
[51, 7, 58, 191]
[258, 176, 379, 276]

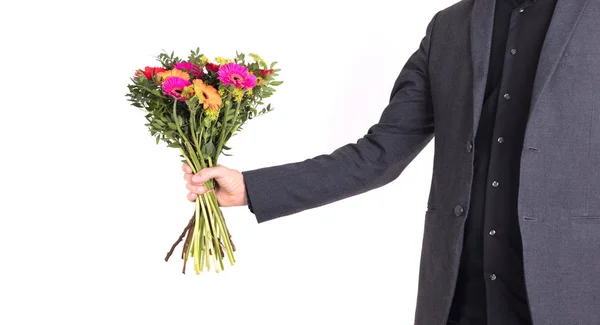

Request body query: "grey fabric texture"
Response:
[242, 0, 600, 323]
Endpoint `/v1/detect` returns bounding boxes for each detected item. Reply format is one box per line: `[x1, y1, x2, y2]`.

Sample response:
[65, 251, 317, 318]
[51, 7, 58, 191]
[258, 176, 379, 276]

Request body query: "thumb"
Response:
[191, 166, 227, 184]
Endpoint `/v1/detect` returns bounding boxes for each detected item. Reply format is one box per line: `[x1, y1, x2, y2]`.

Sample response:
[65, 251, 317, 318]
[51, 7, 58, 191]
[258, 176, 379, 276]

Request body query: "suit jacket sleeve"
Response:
[243, 13, 439, 223]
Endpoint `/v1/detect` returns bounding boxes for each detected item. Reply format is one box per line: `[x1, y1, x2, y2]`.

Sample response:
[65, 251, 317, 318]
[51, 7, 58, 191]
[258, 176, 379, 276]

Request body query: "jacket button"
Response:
[454, 205, 465, 216]
[467, 141, 473, 153]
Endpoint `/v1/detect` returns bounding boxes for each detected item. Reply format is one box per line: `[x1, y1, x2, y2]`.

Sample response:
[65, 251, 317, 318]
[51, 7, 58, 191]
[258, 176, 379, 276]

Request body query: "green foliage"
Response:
[157, 51, 180, 69]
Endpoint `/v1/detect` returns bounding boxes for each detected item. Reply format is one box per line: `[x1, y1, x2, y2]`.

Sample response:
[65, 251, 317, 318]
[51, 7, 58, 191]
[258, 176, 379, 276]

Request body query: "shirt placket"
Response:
[482, 1, 535, 323]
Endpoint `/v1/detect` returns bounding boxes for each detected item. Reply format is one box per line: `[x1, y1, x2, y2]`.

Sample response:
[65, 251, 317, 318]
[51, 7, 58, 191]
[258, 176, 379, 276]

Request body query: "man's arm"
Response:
[242, 13, 440, 223]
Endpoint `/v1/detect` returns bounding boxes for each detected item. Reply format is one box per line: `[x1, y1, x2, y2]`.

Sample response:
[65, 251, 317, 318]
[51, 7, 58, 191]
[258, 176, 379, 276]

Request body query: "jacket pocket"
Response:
[425, 206, 438, 216]
[571, 216, 600, 224]
[563, 53, 600, 67]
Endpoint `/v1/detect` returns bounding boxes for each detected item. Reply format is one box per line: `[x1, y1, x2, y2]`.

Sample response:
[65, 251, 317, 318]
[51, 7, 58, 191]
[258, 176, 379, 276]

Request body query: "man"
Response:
[182, 0, 600, 324]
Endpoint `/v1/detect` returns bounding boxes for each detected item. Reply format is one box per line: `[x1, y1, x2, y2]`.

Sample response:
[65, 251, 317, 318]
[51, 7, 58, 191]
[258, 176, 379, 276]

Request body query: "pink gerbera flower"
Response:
[218, 63, 256, 90]
[161, 77, 192, 101]
[174, 61, 204, 78]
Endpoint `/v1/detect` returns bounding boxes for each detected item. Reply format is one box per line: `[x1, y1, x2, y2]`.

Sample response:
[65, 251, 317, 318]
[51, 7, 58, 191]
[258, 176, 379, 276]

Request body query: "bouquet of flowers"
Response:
[126, 49, 281, 274]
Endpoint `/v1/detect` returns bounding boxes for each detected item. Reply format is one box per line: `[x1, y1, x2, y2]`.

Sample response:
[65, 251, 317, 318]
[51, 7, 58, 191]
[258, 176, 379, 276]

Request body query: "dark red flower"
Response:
[259, 69, 274, 77]
[205, 63, 220, 73]
[137, 66, 167, 80]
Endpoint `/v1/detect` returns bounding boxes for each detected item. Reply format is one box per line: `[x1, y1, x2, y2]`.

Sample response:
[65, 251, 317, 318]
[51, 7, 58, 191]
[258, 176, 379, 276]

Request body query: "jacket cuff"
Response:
[245, 181, 255, 214]
[241, 169, 287, 223]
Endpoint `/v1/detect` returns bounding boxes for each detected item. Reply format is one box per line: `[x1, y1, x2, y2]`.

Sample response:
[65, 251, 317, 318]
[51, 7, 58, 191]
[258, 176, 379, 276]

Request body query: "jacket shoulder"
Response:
[437, 0, 474, 20]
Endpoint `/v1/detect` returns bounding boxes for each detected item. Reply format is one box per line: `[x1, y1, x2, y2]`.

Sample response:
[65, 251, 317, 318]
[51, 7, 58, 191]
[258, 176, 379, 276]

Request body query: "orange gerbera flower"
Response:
[157, 69, 190, 83]
[193, 79, 222, 111]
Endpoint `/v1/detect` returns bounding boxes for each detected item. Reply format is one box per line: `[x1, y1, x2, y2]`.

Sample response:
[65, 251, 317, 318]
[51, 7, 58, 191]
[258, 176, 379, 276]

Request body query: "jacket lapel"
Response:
[470, 0, 590, 136]
[470, 0, 496, 135]
[528, 0, 590, 117]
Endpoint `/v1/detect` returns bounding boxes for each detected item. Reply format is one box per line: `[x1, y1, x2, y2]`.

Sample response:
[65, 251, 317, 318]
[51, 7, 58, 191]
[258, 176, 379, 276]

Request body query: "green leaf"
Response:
[269, 81, 283, 86]
[205, 141, 215, 156]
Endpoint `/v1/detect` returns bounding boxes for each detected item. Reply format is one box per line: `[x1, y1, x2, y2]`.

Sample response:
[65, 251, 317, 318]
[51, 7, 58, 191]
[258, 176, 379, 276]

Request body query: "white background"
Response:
[0, 0, 458, 324]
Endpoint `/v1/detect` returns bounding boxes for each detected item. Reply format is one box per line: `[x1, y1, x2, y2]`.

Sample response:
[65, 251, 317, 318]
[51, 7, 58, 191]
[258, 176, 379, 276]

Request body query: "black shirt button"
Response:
[454, 205, 465, 216]
[467, 141, 473, 153]
[504, 93, 511, 100]
[497, 136, 505, 143]
[492, 181, 499, 187]
[489, 229, 496, 236]
[490, 274, 497, 281]
[510, 48, 517, 55]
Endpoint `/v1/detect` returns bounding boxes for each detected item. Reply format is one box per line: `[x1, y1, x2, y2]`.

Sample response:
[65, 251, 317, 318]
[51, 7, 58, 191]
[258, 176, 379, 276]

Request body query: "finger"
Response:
[187, 183, 207, 195]
[183, 173, 193, 182]
[191, 166, 226, 184]
[187, 192, 197, 202]
[182, 164, 193, 174]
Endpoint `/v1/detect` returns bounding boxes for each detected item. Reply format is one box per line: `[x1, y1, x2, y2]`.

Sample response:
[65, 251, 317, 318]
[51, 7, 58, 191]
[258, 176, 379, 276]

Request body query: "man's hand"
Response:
[182, 163, 248, 207]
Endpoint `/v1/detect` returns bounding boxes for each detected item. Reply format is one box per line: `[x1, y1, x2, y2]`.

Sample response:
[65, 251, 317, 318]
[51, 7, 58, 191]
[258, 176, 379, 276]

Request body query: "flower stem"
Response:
[182, 218, 194, 273]
[199, 193, 219, 272]
[172, 100, 203, 171]
[164, 215, 193, 262]
[208, 195, 236, 265]
[198, 214, 205, 272]
[215, 93, 243, 166]
[214, 92, 237, 165]
[203, 193, 223, 272]
[178, 148, 197, 173]
[204, 157, 235, 262]
[190, 111, 200, 153]
[193, 198, 201, 274]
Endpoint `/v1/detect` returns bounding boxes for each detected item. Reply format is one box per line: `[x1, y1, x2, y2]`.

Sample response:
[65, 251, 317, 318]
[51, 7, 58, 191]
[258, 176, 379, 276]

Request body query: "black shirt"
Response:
[448, 0, 557, 324]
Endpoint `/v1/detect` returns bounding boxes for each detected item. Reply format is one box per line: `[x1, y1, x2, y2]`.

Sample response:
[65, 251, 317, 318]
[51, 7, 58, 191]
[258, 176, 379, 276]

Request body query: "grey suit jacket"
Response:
[242, 0, 600, 323]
